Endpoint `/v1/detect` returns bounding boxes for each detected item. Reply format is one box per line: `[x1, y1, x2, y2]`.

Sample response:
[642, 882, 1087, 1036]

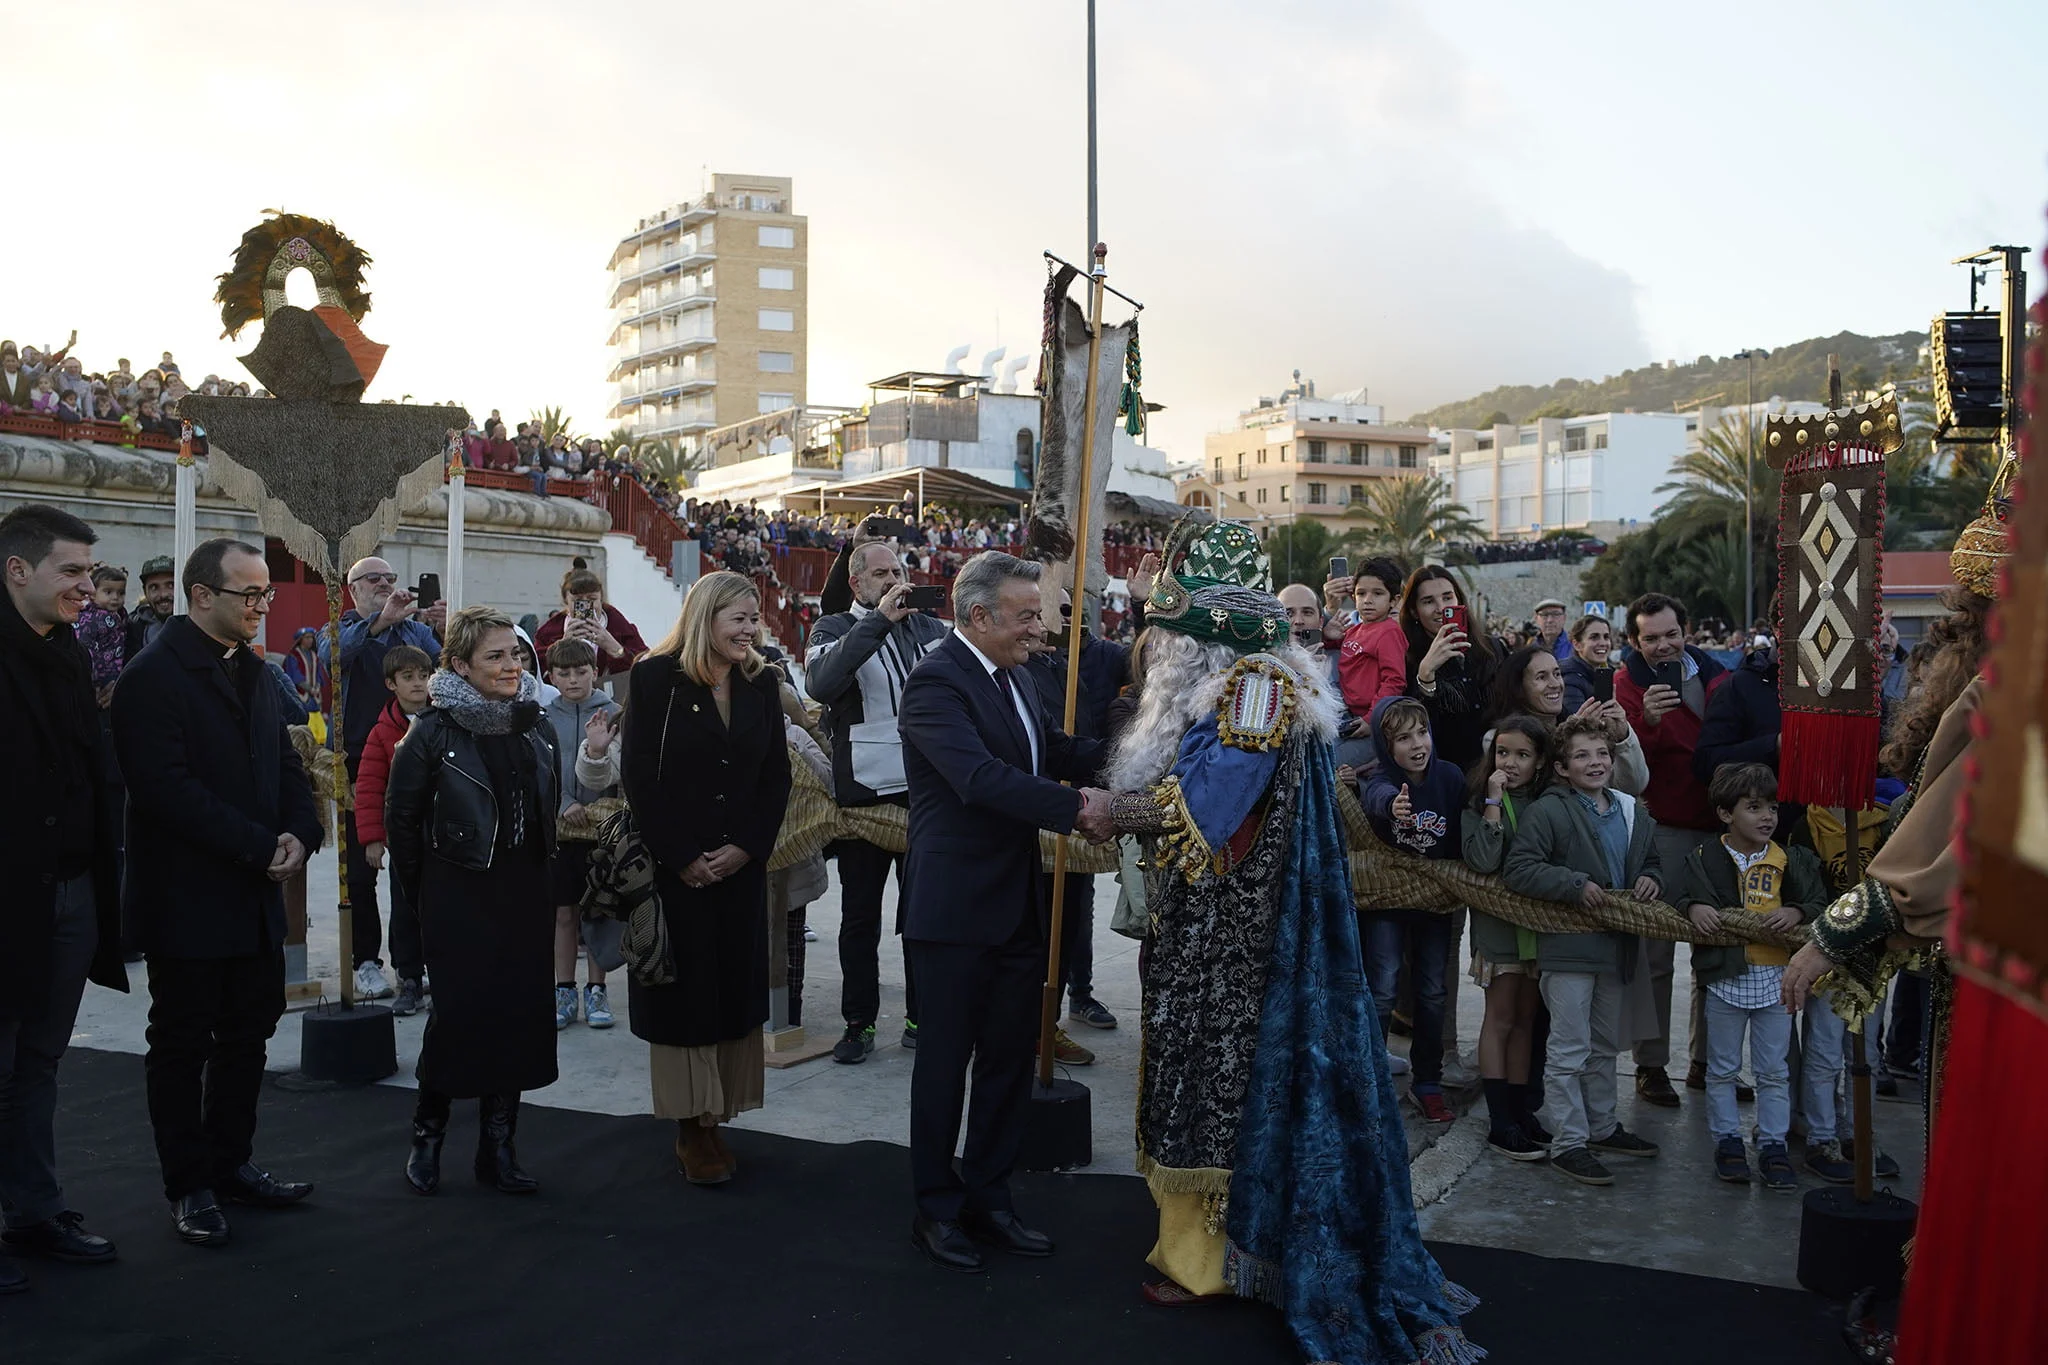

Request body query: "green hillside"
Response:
[1405, 330, 1926, 429]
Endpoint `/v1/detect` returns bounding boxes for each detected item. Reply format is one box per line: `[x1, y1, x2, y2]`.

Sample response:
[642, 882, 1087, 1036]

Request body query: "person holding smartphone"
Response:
[1397, 566, 1497, 771]
[533, 561, 647, 681]
[1612, 591, 1730, 1107]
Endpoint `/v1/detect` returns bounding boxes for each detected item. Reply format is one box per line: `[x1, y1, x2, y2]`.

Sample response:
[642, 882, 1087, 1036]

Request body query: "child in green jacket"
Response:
[1502, 714, 1665, 1187]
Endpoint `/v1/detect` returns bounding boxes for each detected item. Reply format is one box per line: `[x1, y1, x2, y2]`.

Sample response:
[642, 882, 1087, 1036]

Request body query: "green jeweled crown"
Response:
[1145, 517, 1286, 653]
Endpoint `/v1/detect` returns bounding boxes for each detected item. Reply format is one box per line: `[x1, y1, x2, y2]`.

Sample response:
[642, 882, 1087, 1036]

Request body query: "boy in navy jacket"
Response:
[1360, 697, 1466, 1121]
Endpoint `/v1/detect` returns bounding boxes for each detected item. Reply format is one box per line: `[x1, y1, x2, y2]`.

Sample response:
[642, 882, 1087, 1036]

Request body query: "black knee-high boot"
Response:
[407, 1088, 451, 1195]
[476, 1093, 539, 1194]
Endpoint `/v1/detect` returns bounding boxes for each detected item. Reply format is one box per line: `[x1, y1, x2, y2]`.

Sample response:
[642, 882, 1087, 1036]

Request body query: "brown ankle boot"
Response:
[708, 1124, 737, 1174]
[675, 1122, 731, 1185]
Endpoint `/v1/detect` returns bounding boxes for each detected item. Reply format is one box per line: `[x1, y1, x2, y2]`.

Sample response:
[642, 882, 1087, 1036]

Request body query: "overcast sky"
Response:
[4, 0, 2043, 461]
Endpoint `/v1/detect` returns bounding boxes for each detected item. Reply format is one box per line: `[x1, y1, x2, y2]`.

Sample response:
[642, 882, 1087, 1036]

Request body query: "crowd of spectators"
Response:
[1453, 536, 1605, 566]
[0, 337, 245, 447]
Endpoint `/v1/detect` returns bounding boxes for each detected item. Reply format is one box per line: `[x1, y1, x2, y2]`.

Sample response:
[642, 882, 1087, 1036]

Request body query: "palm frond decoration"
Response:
[214, 212, 374, 339]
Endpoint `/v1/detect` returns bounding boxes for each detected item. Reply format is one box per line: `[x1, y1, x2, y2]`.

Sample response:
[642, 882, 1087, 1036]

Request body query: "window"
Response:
[1257, 487, 1268, 504]
[758, 392, 793, 413]
[758, 267, 794, 290]
[1476, 436, 1493, 451]
[1399, 445, 1418, 468]
[1279, 486, 1290, 501]
[1235, 453, 1244, 479]
[757, 225, 795, 248]
[1593, 432, 1609, 449]
[1350, 484, 1365, 504]
[758, 308, 795, 331]
[758, 350, 794, 373]
[1213, 459, 1223, 482]
[1307, 482, 1327, 505]
[1307, 439, 1326, 460]
[1258, 449, 1267, 465]
[1350, 442, 1367, 464]
[1564, 430, 1587, 453]
[1518, 429, 1538, 446]
[1280, 444, 1290, 462]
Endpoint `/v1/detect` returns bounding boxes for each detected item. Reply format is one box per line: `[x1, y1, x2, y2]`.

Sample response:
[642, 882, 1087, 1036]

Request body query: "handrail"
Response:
[1, 411, 184, 451]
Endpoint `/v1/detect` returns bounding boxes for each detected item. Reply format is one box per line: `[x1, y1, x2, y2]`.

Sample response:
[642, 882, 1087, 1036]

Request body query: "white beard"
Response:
[1105, 633, 1341, 791]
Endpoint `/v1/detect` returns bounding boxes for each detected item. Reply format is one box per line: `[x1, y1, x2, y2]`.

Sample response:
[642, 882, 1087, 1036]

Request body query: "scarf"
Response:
[428, 667, 541, 734]
[429, 668, 543, 848]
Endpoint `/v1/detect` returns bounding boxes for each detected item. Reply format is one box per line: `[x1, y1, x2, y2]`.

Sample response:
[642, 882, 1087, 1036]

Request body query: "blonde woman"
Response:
[619, 571, 792, 1184]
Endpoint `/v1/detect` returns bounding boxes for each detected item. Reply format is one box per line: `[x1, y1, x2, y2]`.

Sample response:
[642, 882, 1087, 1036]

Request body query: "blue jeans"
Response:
[1362, 909, 1450, 1089]
[1704, 991, 1792, 1145]
[1796, 995, 1847, 1144]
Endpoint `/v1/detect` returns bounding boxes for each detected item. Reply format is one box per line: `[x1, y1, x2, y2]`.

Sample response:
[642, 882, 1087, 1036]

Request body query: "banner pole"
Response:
[1038, 243, 1108, 1088]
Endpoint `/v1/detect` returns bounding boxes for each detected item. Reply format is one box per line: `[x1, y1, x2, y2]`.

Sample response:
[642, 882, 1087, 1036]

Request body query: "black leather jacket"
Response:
[383, 708, 559, 897]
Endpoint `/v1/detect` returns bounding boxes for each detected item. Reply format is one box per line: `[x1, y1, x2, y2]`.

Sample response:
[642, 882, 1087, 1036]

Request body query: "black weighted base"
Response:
[1796, 1186, 1918, 1300]
[1018, 1077, 1091, 1172]
[293, 1002, 398, 1086]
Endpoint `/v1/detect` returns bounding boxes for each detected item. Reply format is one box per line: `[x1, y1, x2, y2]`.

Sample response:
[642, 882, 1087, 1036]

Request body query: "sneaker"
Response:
[1415, 1090, 1455, 1124]
[583, 985, 614, 1029]
[1038, 1027, 1095, 1067]
[1553, 1148, 1613, 1186]
[554, 986, 578, 1031]
[1758, 1143, 1798, 1192]
[1523, 1111, 1553, 1146]
[1488, 1126, 1546, 1162]
[802, 926, 818, 943]
[1440, 1053, 1481, 1090]
[832, 1024, 876, 1064]
[1590, 1124, 1660, 1159]
[1634, 1067, 1679, 1108]
[1803, 1139, 1854, 1185]
[1714, 1136, 1752, 1183]
[353, 962, 394, 1000]
[900, 1021, 918, 1050]
[391, 977, 424, 1017]
[1841, 1138, 1902, 1180]
[1068, 997, 1118, 1030]
[1385, 1050, 1411, 1076]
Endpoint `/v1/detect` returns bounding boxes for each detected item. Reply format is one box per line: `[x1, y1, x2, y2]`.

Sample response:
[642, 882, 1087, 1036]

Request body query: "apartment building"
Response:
[1430, 413, 1693, 539]
[1199, 374, 1434, 524]
[607, 173, 808, 461]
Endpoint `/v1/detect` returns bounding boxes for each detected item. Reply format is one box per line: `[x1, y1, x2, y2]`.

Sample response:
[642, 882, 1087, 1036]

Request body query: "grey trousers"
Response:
[1538, 969, 1622, 1154]
[1635, 824, 1717, 1071]
[0, 875, 98, 1229]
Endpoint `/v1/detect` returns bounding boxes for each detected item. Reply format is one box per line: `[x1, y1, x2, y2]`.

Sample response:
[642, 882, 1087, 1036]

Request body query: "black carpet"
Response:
[4, 1048, 1845, 1364]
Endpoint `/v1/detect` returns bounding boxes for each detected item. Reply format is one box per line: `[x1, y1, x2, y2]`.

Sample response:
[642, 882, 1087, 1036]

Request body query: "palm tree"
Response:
[634, 438, 713, 488]
[528, 406, 574, 443]
[1338, 474, 1484, 568]
[1679, 531, 1745, 623]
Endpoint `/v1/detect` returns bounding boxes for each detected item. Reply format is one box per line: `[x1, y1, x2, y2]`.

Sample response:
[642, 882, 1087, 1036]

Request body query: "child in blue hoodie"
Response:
[1360, 696, 1466, 1122]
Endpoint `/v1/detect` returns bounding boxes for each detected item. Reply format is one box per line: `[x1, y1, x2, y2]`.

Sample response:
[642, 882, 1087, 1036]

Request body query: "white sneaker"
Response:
[1386, 1049, 1412, 1076]
[353, 962, 394, 1000]
[803, 927, 817, 942]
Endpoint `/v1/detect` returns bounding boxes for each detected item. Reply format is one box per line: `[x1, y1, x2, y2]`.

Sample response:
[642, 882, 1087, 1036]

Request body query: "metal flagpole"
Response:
[444, 431, 467, 615]
[173, 421, 198, 614]
[1086, 0, 1098, 259]
[325, 547, 356, 1009]
[1038, 243, 1108, 1089]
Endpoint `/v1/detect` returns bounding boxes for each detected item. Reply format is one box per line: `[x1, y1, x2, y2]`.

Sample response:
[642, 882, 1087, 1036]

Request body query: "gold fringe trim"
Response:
[1817, 943, 1935, 1030]
[1215, 654, 1298, 752]
[1136, 1150, 1234, 1199]
[1147, 775, 1219, 884]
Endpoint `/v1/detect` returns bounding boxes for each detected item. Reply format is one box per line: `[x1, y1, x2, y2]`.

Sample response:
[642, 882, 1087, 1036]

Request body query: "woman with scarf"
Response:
[384, 605, 560, 1196]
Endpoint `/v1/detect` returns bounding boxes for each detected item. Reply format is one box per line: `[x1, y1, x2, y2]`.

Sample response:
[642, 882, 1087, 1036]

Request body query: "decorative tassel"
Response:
[1779, 709, 1881, 809]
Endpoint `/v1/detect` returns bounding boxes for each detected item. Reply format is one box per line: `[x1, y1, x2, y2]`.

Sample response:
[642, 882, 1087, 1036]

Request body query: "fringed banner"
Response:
[1027, 259, 1129, 613]
[1767, 395, 1897, 809]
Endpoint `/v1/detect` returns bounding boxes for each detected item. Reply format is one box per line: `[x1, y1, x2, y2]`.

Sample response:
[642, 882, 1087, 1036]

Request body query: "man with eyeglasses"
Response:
[322, 557, 443, 1004]
[111, 539, 324, 1247]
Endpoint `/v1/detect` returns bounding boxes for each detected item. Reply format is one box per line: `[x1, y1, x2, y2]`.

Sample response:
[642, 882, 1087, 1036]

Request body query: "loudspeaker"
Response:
[1797, 1186, 1918, 1300]
[295, 1002, 398, 1086]
[1018, 1077, 1091, 1171]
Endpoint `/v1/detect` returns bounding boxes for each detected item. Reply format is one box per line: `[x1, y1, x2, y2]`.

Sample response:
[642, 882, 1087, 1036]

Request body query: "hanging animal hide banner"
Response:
[1765, 386, 1901, 810]
[1027, 261, 1131, 612]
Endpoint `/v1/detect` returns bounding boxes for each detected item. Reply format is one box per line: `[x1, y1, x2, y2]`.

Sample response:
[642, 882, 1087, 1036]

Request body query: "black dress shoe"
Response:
[220, 1164, 314, 1208]
[171, 1193, 230, 1247]
[1, 1210, 117, 1264]
[962, 1209, 1055, 1257]
[910, 1214, 986, 1273]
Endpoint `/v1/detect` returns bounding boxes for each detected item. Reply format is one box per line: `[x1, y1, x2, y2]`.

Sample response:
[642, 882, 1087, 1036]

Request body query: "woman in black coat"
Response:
[385, 606, 560, 1196]
[621, 571, 792, 1186]
[1398, 565, 1498, 770]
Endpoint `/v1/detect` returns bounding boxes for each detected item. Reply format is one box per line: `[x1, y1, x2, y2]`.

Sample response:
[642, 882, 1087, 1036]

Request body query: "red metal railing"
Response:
[460, 465, 593, 499]
[1, 411, 184, 451]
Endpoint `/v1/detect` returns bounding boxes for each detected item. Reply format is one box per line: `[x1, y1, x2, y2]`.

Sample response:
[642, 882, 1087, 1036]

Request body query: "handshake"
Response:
[1073, 788, 1119, 845]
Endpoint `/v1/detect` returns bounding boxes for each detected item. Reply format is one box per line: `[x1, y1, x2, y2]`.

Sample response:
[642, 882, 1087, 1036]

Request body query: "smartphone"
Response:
[415, 573, 441, 608]
[1652, 660, 1683, 692]
[1328, 556, 1349, 581]
[571, 596, 597, 622]
[906, 584, 948, 612]
[1442, 604, 1470, 638]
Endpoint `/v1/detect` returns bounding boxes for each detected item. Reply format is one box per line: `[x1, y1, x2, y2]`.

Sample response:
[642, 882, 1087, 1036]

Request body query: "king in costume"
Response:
[1102, 520, 1482, 1365]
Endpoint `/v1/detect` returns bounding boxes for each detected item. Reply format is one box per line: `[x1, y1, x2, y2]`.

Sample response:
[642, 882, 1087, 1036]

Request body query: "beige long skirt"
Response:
[649, 1033, 765, 1127]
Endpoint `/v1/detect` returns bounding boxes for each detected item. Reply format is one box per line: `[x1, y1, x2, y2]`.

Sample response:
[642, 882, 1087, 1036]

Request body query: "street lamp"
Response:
[1734, 349, 1770, 630]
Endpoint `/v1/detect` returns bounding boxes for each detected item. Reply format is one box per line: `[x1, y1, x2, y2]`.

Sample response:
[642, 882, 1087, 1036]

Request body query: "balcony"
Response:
[608, 199, 720, 267]
[608, 250, 716, 305]
[610, 289, 717, 339]
[609, 332, 718, 380]
[610, 376, 717, 419]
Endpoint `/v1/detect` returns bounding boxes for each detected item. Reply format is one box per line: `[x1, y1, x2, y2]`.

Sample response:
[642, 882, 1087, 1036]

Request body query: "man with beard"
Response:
[1098, 520, 1479, 1363]
[125, 555, 178, 660]
[113, 539, 323, 1246]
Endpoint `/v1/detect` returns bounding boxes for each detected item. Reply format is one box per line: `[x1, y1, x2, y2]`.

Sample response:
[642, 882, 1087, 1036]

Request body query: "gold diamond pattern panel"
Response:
[1779, 458, 1885, 715]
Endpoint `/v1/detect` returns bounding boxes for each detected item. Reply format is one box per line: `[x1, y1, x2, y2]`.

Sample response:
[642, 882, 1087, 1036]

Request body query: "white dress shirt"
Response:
[955, 630, 1038, 775]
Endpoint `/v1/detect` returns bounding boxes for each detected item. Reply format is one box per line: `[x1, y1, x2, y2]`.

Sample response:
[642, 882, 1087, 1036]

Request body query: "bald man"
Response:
[318, 557, 444, 1003]
[1277, 583, 1341, 688]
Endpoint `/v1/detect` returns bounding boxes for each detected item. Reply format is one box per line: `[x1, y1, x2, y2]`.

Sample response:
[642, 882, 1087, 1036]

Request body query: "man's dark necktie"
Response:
[992, 667, 1034, 774]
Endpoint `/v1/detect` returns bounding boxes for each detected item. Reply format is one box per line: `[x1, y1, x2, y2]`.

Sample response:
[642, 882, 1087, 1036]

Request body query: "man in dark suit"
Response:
[897, 552, 1113, 1274]
[0, 505, 128, 1292]
[111, 539, 324, 1248]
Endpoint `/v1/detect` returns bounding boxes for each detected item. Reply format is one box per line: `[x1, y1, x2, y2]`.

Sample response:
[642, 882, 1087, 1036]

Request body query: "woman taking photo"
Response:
[1560, 613, 1619, 712]
[384, 606, 560, 1196]
[621, 571, 792, 1185]
[1400, 566, 1497, 769]
[1486, 642, 1649, 795]
[534, 560, 648, 681]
